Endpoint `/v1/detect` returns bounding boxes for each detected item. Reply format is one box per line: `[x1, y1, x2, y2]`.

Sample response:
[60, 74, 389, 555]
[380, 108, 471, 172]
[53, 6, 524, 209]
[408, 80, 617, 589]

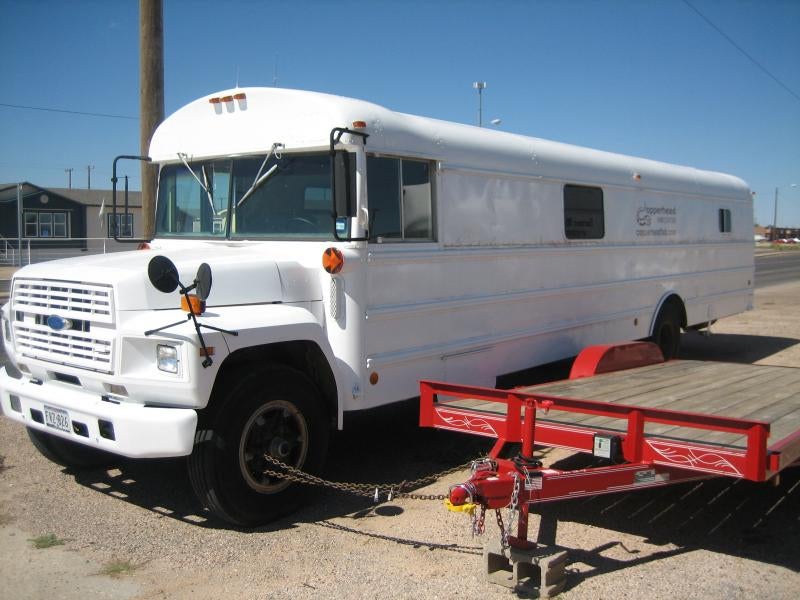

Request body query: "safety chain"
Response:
[471, 504, 487, 537]
[495, 509, 508, 549]
[506, 472, 520, 542]
[261, 454, 476, 502]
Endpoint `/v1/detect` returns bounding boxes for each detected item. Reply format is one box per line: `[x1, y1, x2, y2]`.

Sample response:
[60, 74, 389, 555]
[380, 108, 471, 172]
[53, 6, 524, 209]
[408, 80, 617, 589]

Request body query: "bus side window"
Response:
[719, 208, 732, 233]
[564, 184, 604, 240]
[367, 156, 434, 242]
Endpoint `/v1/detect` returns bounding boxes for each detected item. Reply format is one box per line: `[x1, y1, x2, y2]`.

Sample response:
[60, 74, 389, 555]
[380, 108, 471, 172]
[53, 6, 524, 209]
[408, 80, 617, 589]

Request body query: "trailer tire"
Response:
[27, 427, 116, 469]
[651, 301, 682, 360]
[188, 366, 328, 527]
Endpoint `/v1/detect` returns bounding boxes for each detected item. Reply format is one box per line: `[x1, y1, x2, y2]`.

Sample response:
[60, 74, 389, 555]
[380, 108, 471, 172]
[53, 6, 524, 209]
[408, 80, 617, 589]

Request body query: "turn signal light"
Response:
[322, 247, 344, 274]
[181, 294, 206, 314]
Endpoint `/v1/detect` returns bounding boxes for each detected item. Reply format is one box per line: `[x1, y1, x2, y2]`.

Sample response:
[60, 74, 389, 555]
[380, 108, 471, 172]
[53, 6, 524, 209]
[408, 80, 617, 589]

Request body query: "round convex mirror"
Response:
[147, 255, 180, 293]
[195, 263, 212, 301]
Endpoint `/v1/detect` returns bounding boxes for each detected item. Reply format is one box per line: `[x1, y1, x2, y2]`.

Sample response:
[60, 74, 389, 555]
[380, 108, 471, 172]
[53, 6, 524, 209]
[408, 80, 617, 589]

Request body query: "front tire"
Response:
[27, 427, 116, 469]
[188, 366, 329, 527]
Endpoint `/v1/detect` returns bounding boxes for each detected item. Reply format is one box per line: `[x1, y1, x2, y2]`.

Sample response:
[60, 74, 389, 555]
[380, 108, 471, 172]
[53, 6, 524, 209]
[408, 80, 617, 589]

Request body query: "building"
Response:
[0, 182, 142, 264]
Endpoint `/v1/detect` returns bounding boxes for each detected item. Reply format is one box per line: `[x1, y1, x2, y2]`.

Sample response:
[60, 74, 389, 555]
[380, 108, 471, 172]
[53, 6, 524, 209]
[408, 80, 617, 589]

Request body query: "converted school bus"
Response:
[0, 88, 753, 525]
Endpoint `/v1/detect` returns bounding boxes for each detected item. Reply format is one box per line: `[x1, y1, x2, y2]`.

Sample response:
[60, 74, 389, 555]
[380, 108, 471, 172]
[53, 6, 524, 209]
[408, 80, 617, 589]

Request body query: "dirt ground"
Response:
[0, 278, 798, 599]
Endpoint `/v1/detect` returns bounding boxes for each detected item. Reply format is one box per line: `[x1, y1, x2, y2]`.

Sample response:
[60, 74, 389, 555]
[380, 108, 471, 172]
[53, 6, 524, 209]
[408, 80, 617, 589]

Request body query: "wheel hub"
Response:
[238, 399, 309, 494]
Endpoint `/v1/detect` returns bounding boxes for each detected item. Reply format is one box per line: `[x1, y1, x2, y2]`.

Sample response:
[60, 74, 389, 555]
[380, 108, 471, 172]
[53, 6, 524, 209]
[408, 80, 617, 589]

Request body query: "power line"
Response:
[682, 0, 800, 104]
[0, 102, 138, 120]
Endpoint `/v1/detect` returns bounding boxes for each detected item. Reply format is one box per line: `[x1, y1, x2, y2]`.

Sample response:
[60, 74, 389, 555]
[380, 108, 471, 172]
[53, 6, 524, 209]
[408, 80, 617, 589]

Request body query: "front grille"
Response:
[11, 279, 115, 373]
[13, 280, 113, 323]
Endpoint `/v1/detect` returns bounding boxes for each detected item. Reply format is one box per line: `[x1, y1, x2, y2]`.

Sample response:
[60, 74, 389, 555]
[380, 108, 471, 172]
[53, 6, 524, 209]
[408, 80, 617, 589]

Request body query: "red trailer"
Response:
[419, 342, 800, 597]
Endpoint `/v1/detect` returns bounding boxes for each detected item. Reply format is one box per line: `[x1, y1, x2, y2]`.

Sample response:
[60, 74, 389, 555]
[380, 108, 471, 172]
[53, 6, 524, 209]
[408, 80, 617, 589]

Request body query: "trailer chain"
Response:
[506, 472, 521, 543]
[495, 509, 509, 549]
[261, 454, 476, 502]
[471, 504, 487, 537]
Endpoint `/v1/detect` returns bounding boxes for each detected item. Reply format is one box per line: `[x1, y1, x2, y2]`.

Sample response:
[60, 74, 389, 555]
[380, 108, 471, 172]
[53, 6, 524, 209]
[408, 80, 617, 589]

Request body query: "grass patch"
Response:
[29, 533, 65, 549]
[100, 559, 137, 578]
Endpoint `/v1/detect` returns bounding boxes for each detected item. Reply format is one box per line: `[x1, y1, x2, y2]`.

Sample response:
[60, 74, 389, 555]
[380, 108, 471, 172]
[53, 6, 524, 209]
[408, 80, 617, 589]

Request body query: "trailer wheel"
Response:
[188, 366, 328, 527]
[27, 427, 116, 469]
[652, 301, 682, 360]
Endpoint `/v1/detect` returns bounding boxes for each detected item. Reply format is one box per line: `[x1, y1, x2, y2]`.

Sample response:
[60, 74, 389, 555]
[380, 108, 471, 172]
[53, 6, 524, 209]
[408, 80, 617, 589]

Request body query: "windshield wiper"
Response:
[236, 142, 285, 208]
[177, 152, 217, 216]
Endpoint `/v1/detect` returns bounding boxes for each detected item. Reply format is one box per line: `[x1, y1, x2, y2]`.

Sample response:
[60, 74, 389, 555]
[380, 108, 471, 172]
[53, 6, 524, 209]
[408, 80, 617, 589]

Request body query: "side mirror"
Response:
[195, 263, 212, 301]
[148, 255, 179, 293]
[333, 151, 356, 218]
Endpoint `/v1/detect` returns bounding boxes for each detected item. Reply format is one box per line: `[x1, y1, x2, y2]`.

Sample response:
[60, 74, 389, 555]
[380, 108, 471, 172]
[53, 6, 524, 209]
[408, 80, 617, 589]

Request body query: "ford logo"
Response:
[46, 315, 73, 331]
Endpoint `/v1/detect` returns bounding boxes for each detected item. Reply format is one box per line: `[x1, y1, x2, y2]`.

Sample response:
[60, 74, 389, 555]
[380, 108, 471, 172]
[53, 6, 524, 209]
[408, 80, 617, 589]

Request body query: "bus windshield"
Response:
[155, 152, 336, 240]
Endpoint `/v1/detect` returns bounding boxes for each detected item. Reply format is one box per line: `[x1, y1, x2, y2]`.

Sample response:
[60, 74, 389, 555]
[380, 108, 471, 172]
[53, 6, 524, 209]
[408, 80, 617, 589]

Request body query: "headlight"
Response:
[157, 344, 180, 374]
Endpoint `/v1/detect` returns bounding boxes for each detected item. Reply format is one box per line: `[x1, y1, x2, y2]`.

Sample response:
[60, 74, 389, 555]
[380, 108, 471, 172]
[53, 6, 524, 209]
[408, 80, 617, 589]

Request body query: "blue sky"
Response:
[1, 0, 798, 227]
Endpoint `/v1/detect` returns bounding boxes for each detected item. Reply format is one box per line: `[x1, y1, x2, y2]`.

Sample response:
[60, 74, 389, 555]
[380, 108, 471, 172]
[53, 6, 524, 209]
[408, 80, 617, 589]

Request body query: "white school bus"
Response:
[0, 88, 753, 525]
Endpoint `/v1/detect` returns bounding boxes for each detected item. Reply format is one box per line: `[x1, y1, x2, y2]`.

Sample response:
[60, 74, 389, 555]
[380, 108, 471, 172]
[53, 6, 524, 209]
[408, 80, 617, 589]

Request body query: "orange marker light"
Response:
[322, 247, 344, 274]
[352, 120, 367, 129]
[181, 294, 206, 314]
[233, 92, 247, 100]
[221, 95, 234, 103]
[209, 97, 222, 104]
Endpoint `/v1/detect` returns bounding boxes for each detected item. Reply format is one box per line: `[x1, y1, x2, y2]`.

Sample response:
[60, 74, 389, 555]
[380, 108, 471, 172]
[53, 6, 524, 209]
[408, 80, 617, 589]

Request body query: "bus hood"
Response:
[11, 247, 322, 311]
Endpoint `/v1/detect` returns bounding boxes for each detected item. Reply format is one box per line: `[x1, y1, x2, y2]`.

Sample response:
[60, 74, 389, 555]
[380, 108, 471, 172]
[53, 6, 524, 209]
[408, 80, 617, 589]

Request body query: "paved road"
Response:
[754, 251, 800, 288]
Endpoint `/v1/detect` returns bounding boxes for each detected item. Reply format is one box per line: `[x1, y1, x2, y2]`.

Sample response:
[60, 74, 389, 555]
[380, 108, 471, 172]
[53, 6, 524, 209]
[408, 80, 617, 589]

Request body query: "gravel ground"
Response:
[1, 279, 798, 599]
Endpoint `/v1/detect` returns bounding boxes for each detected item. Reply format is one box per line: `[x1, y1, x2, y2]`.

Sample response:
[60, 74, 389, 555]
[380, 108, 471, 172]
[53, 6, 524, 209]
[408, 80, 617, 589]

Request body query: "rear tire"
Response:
[651, 301, 683, 360]
[188, 366, 328, 527]
[27, 427, 116, 469]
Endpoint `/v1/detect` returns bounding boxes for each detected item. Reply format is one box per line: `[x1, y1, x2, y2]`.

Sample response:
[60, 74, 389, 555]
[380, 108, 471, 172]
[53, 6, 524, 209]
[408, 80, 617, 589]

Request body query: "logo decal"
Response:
[46, 315, 73, 331]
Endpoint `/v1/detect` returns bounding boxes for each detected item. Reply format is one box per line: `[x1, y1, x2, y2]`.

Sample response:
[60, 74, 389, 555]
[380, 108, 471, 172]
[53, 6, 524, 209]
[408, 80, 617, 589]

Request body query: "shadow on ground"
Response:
[69, 398, 494, 533]
[533, 459, 800, 585]
[681, 330, 799, 363]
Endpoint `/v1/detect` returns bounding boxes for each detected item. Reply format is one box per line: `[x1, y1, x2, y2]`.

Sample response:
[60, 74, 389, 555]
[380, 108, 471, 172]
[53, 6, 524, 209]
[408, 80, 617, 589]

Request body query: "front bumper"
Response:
[0, 367, 197, 458]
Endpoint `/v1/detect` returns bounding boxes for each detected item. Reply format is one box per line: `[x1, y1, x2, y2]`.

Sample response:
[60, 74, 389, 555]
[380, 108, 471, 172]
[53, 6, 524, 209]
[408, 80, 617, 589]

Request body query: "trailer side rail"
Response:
[420, 379, 773, 481]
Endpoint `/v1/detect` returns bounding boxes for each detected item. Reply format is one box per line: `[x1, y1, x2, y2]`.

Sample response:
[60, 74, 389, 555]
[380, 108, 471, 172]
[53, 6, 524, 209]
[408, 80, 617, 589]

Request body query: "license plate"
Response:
[44, 405, 71, 433]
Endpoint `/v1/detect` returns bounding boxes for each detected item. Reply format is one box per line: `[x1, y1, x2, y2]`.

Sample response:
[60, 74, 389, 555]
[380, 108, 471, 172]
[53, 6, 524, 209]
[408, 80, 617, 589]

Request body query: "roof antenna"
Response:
[235, 66, 240, 88]
[272, 54, 279, 87]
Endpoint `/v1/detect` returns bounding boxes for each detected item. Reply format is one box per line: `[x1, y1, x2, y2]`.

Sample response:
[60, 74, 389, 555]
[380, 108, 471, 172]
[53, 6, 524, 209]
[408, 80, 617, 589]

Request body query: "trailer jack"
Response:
[447, 454, 569, 598]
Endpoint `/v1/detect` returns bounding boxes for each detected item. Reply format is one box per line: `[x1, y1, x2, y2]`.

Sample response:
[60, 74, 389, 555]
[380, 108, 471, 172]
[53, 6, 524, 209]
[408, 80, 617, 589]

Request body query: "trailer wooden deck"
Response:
[421, 346, 800, 481]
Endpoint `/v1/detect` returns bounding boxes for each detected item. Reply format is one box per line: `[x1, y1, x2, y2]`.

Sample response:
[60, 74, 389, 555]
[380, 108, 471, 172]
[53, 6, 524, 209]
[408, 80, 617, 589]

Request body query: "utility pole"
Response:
[87, 165, 95, 190]
[140, 0, 165, 240]
[772, 187, 778, 241]
[65, 168, 73, 189]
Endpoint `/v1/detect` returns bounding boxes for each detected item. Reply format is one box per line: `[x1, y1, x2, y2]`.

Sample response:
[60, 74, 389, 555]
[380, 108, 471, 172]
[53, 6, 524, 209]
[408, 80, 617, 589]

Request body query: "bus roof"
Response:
[149, 87, 750, 200]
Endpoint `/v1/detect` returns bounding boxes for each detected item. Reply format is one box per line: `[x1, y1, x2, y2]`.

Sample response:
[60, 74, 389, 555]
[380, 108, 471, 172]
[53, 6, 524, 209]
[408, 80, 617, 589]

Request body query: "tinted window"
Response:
[564, 185, 604, 239]
[719, 208, 732, 233]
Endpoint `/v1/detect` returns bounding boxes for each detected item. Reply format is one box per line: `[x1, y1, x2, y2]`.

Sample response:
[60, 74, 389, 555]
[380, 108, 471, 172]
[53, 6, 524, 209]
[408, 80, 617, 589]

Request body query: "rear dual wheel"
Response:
[651, 301, 683, 360]
[188, 366, 328, 527]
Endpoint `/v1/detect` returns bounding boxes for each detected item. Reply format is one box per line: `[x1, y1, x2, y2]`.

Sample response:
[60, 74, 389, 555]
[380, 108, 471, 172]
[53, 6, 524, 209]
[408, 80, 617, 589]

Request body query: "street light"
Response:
[773, 183, 798, 241]
[473, 81, 486, 127]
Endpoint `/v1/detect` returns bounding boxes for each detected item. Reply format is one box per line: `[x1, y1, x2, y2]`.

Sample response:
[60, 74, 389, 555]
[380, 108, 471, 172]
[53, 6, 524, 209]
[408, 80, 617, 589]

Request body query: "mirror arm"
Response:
[111, 155, 152, 244]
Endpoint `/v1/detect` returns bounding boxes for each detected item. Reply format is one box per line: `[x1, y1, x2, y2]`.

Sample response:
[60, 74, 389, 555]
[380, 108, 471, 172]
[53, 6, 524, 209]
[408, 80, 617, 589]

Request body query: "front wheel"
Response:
[188, 366, 329, 527]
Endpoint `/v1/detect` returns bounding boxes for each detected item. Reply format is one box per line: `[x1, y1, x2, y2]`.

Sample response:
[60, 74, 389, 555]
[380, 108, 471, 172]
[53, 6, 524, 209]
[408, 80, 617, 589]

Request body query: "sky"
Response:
[1, 0, 798, 227]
